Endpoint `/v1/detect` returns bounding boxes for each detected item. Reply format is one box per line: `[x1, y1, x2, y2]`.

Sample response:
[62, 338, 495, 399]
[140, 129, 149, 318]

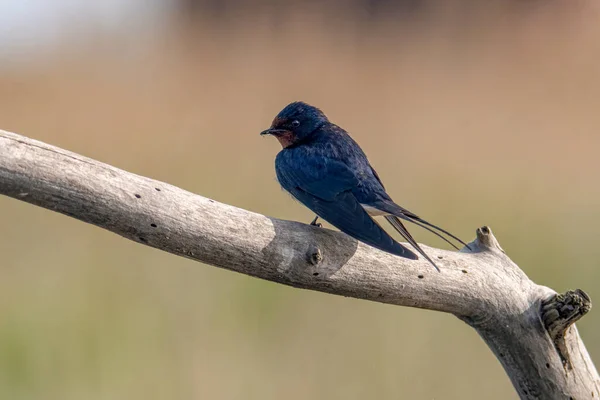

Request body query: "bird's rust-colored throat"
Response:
[275, 131, 295, 148]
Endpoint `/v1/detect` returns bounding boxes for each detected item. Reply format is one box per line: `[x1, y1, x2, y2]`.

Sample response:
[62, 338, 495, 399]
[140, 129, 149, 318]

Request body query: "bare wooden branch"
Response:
[0, 129, 598, 399]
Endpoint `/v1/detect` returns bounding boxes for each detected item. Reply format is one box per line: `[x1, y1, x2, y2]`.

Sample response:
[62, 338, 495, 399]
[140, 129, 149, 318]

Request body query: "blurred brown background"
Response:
[1, 1, 599, 399]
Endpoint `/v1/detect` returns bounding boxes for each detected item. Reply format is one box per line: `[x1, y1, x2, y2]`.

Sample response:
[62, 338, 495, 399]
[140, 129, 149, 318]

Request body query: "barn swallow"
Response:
[261, 101, 470, 270]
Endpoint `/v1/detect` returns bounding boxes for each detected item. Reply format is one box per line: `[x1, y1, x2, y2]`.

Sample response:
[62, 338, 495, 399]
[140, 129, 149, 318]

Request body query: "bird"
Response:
[260, 101, 470, 270]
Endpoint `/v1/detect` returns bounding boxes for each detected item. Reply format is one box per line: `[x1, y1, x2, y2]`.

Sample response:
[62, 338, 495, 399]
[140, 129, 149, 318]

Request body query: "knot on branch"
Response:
[542, 289, 592, 369]
[468, 226, 505, 253]
[307, 245, 323, 266]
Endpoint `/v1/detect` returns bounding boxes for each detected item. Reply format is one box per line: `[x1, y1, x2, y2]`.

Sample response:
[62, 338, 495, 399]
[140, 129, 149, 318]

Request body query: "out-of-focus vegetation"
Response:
[0, 2, 599, 399]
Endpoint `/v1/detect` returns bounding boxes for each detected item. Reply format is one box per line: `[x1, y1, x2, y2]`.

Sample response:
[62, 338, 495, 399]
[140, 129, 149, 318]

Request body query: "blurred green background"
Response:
[0, 1, 599, 399]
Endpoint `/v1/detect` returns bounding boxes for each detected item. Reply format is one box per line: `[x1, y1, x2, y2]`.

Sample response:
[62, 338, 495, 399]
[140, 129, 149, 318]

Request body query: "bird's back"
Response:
[309, 124, 391, 204]
[275, 122, 393, 206]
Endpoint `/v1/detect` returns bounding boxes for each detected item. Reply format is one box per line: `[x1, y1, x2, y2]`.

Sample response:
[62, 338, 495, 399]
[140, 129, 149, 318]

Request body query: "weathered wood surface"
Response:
[0, 129, 597, 399]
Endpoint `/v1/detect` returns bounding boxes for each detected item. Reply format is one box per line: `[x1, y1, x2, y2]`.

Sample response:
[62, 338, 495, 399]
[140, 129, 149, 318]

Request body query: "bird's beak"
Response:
[260, 128, 288, 136]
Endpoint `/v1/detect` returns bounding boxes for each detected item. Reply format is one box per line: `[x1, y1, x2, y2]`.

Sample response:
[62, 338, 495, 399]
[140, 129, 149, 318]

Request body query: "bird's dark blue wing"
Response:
[275, 151, 417, 259]
[289, 188, 417, 259]
[276, 152, 358, 201]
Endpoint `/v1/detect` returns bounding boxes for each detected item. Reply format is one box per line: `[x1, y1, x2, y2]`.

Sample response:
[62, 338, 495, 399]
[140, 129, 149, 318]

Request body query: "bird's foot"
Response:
[310, 216, 322, 228]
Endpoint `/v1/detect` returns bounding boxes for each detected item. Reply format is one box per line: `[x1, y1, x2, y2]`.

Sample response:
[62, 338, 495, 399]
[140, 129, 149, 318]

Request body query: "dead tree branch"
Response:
[0, 129, 597, 399]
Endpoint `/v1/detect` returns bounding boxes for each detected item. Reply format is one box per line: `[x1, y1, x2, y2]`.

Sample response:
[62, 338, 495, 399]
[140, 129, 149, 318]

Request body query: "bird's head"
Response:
[260, 101, 328, 148]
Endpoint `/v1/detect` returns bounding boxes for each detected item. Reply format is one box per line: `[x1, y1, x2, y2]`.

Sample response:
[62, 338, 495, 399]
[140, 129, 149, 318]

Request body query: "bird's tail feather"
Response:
[401, 213, 472, 251]
[378, 200, 472, 251]
[384, 215, 440, 272]
[395, 217, 460, 250]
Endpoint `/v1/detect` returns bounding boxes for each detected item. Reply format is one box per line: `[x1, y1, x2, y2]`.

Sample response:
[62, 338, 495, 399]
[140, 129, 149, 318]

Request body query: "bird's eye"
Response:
[291, 120, 300, 128]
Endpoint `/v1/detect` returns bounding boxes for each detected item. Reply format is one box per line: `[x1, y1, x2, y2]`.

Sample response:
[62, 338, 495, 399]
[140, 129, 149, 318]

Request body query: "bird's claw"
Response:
[310, 216, 322, 228]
